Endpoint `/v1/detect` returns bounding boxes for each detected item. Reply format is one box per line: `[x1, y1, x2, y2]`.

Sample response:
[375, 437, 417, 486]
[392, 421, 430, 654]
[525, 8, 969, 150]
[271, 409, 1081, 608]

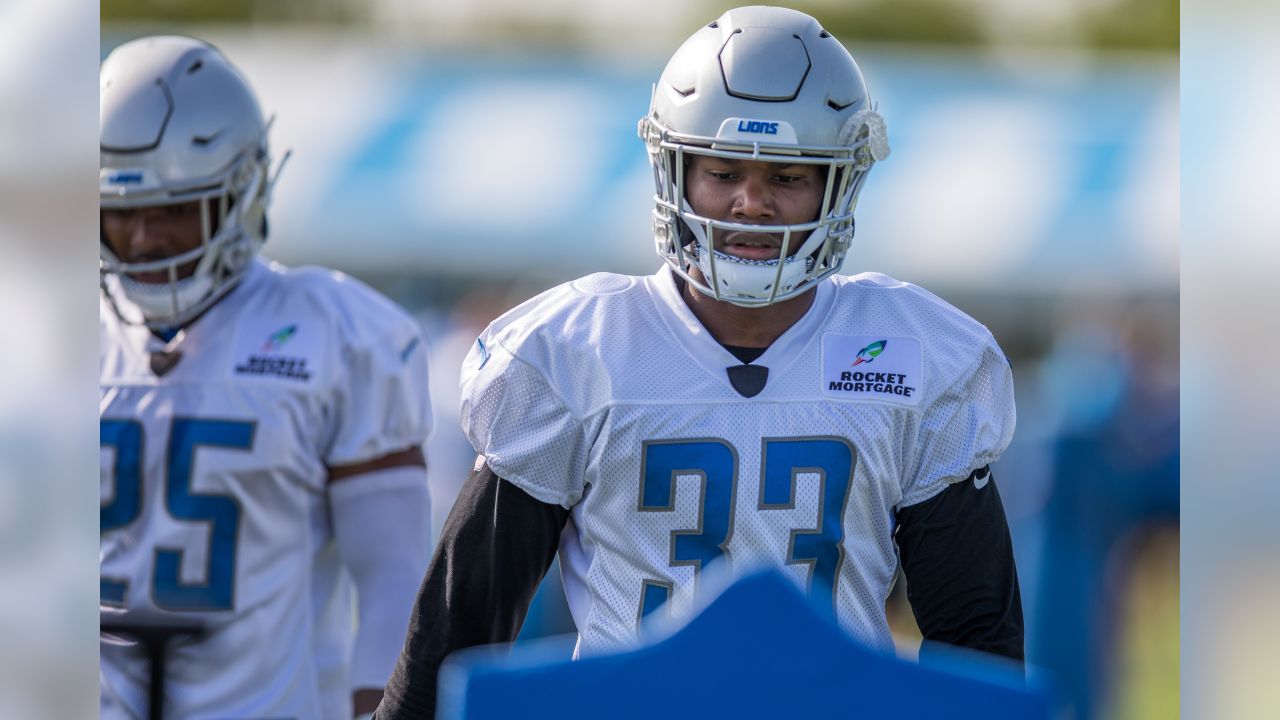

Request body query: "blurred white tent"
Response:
[124, 30, 1172, 294]
[149, 32, 1176, 294]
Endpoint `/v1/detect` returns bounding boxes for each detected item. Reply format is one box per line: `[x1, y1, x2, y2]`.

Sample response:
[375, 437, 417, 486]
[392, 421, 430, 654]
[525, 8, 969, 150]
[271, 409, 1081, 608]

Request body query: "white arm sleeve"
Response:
[329, 465, 432, 691]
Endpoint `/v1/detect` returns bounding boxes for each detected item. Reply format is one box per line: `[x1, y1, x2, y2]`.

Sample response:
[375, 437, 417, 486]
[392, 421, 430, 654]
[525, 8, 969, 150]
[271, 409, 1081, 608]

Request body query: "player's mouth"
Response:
[127, 270, 170, 284]
[124, 257, 172, 284]
[720, 232, 783, 261]
[125, 255, 199, 284]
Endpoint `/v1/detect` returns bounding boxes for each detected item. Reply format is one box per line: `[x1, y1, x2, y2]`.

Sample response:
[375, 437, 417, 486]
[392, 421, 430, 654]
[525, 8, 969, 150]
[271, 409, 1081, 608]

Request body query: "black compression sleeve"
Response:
[374, 463, 571, 720]
[894, 467, 1024, 662]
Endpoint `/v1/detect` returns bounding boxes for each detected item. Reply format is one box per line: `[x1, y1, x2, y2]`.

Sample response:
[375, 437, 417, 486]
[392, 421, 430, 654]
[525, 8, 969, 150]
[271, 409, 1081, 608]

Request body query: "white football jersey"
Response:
[99, 259, 431, 720]
[461, 266, 1014, 655]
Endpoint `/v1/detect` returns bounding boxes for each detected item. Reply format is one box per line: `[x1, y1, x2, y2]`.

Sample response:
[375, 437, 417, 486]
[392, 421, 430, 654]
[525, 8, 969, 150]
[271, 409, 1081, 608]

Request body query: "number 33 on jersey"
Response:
[635, 436, 856, 620]
[460, 268, 1015, 655]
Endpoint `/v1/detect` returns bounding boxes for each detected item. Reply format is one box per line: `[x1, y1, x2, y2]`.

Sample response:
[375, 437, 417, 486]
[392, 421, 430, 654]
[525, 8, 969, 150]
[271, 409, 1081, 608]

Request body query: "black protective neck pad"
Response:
[726, 364, 769, 398]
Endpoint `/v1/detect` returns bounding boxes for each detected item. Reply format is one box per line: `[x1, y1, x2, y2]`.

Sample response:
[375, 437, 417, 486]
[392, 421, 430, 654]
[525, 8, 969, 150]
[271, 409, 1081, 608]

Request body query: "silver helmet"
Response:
[100, 36, 282, 330]
[638, 6, 890, 307]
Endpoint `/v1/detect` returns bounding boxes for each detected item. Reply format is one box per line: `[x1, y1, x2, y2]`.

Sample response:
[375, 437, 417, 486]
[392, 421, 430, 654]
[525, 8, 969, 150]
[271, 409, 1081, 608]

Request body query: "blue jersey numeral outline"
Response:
[759, 437, 856, 612]
[100, 419, 145, 607]
[638, 437, 857, 620]
[637, 439, 738, 619]
[100, 417, 255, 611]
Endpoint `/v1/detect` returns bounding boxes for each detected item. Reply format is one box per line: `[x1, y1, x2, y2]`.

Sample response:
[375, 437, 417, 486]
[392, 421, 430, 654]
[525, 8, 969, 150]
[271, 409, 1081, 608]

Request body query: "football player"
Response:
[99, 36, 432, 720]
[376, 7, 1022, 717]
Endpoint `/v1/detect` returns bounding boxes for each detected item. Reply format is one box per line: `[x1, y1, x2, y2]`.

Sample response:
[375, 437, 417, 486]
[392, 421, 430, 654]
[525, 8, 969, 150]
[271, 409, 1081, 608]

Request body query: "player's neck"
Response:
[141, 268, 253, 344]
[679, 273, 816, 349]
[146, 303, 213, 345]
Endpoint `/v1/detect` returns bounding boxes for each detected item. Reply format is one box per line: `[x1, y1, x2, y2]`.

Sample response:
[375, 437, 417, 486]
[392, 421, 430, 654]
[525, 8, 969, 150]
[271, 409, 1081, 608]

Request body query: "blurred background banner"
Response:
[0, 0, 99, 717]
[100, 31, 1177, 295]
[0, 0, 1198, 716]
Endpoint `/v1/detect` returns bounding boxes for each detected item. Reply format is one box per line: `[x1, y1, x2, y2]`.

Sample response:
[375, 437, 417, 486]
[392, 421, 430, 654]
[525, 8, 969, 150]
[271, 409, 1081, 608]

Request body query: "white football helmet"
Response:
[638, 6, 890, 307]
[100, 36, 283, 330]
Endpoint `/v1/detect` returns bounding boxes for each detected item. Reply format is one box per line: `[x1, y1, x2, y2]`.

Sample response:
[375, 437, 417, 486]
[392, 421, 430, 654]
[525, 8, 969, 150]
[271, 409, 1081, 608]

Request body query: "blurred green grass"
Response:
[1109, 528, 1179, 720]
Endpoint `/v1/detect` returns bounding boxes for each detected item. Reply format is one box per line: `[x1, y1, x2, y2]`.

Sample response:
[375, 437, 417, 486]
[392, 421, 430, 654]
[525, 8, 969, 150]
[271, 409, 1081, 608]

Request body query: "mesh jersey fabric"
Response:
[460, 265, 1013, 654]
[99, 258, 431, 720]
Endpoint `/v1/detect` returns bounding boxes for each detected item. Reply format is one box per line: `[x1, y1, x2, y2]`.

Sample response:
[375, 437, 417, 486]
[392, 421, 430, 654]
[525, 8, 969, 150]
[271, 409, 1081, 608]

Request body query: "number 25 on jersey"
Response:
[100, 418, 255, 611]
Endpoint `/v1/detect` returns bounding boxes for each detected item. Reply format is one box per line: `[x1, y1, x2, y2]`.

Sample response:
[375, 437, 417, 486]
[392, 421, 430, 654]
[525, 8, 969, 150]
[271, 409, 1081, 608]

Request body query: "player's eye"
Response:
[706, 170, 738, 180]
[102, 208, 137, 224]
[773, 174, 805, 184]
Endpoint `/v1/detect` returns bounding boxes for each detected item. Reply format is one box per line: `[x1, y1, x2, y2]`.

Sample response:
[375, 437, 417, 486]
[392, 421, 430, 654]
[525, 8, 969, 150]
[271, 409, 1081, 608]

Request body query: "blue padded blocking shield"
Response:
[437, 569, 1052, 719]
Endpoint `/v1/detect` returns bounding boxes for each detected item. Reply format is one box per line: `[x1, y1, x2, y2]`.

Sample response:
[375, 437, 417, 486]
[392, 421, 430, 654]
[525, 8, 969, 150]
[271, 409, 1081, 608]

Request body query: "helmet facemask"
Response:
[641, 108, 887, 308]
[100, 148, 272, 331]
[99, 35, 285, 332]
[638, 6, 890, 308]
